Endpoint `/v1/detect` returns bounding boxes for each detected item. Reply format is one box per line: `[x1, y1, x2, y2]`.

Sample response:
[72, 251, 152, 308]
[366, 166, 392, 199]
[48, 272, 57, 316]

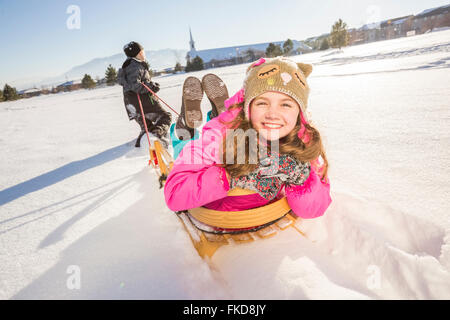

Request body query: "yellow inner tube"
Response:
[188, 188, 291, 229]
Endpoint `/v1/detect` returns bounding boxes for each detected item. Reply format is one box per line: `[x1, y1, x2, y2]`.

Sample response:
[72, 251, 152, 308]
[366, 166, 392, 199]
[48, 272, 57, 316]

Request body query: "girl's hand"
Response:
[230, 172, 282, 201]
[228, 153, 310, 200]
[257, 152, 310, 186]
[277, 154, 311, 185]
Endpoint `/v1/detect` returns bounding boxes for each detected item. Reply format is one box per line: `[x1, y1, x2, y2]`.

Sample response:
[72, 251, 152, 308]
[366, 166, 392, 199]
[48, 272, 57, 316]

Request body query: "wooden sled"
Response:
[176, 188, 306, 259]
[151, 142, 306, 259]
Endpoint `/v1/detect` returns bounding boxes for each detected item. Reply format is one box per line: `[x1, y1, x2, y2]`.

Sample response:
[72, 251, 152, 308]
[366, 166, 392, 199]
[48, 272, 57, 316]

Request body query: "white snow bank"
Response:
[213, 191, 449, 299]
[1, 29, 450, 299]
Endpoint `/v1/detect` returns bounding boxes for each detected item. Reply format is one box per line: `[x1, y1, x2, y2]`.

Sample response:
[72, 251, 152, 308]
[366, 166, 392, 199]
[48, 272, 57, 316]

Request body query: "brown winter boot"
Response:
[182, 77, 203, 128]
[202, 73, 229, 119]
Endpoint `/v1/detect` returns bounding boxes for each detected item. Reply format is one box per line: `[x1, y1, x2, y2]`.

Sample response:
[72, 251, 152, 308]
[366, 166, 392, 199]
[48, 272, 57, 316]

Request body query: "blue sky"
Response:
[1, 0, 449, 87]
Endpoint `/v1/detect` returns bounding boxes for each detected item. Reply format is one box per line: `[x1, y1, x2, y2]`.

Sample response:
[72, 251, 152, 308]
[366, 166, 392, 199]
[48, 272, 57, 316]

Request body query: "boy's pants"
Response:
[128, 103, 171, 138]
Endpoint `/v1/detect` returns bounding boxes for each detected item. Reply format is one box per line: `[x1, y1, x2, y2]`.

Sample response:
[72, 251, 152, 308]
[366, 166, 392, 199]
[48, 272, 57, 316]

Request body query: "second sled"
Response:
[149, 139, 174, 188]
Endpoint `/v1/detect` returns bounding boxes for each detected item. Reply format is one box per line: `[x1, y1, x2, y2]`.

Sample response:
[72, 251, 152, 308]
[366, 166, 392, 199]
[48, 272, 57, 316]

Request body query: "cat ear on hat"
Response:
[297, 63, 313, 78]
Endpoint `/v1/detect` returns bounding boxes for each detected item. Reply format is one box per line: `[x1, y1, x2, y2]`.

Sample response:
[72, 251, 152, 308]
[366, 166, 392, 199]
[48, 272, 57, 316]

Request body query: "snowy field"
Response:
[1, 29, 450, 299]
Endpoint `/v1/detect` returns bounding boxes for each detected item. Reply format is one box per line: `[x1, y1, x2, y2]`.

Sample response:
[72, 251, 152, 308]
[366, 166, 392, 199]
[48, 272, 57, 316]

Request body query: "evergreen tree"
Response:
[185, 60, 192, 72]
[192, 56, 204, 71]
[283, 39, 294, 56]
[320, 38, 330, 50]
[174, 62, 183, 73]
[0, 89, 3, 102]
[185, 56, 204, 72]
[245, 49, 257, 61]
[330, 19, 348, 50]
[3, 84, 19, 101]
[105, 64, 117, 86]
[266, 43, 275, 57]
[81, 74, 96, 89]
[265, 43, 283, 57]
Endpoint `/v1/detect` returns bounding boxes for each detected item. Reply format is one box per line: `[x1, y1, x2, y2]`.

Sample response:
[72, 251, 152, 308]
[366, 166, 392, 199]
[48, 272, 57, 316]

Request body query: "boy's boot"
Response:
[151, 125, 170, 150]
[135, 130, 145, 148]
[134, 115, 146, 148]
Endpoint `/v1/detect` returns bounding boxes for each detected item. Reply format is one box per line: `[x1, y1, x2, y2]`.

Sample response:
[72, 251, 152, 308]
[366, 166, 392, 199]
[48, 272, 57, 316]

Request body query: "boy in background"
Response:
[118, 41, 171, 148]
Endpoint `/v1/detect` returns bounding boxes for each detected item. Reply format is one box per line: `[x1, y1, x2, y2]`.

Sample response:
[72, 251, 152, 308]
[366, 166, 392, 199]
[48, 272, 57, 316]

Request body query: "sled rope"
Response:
[136, 93, 153, 165]
[141, 82, 181, 116]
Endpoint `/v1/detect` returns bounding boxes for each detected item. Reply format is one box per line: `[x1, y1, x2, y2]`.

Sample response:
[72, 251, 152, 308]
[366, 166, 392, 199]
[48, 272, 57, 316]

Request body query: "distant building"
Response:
[96, 78, 107, 86]
[161, 67, 175, 74]
[347, 4, 450, 46]
[186, 28, 312, 69]
[380, 15, 414, 40]
[18, 88, 42, 98]
[56, 80, 82, 92]
[412, 4, 450, 34]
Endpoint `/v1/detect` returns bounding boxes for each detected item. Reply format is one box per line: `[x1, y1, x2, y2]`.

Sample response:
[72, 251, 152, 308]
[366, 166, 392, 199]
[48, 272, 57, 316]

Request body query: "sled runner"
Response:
[175, 188, 306, 259]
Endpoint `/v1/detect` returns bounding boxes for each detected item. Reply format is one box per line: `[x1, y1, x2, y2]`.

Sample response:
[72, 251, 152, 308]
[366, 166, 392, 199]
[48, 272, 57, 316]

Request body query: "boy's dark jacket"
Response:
[117, 58, 161, 120]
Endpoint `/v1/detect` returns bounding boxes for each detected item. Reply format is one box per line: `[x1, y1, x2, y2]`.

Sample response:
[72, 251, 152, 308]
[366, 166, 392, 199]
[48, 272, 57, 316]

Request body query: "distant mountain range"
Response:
[17, 40, 310, 90]
[17, 49, 187, 90]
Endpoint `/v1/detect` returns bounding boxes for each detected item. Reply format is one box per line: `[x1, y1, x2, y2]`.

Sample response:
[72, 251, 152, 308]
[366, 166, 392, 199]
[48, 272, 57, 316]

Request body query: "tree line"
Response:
[81, 64, 118, 89]
[0, 84, 19, 101]
[184, 18, 349, 73]
[306, 19, 348, 51]
[1, 18, 350, 100]
[1, 64, 120, 102]
[267, 19, 349, 56]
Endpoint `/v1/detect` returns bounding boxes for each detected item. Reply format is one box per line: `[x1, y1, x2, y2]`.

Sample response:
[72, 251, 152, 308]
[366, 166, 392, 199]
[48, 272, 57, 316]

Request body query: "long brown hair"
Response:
[217, 103, 329, 182]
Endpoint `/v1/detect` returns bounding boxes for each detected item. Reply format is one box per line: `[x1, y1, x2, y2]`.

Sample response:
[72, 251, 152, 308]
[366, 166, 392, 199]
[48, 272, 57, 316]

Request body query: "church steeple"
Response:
[189, 27, 196, 51]
[187, 26, 198, 63]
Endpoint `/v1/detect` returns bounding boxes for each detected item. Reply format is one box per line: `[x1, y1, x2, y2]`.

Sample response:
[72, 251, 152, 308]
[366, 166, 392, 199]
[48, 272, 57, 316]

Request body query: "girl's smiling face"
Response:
[249, 91, 300, 141]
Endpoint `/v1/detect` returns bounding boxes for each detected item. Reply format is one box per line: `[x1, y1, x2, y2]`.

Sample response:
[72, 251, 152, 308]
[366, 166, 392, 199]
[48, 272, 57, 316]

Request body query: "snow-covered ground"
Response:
[1, 30, 450, 299]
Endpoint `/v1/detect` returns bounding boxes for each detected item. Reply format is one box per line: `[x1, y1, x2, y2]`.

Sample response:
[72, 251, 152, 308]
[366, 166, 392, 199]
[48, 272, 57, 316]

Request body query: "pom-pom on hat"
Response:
[123, 41, 144, 58]
[243, 57, 313, 122]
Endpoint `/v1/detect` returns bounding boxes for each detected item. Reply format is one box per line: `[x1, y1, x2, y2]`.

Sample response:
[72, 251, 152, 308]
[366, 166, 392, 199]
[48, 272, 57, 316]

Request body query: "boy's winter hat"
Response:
[123, 41, 144, 58]
[243, 57, 313, 121]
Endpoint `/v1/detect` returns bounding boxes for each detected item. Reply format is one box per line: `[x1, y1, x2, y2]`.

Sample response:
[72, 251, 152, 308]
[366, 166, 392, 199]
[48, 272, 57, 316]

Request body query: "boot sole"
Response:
[202, 74, 229, 116]
[182, 77, 203, 128]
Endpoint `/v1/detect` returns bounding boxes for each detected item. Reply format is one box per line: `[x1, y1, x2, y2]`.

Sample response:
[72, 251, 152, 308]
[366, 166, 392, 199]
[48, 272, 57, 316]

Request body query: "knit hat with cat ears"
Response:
[243, 57, 313, 122]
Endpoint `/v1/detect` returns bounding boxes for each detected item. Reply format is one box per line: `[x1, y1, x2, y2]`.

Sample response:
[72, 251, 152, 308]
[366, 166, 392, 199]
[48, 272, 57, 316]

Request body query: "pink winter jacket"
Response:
[163, 106, 332, 219]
